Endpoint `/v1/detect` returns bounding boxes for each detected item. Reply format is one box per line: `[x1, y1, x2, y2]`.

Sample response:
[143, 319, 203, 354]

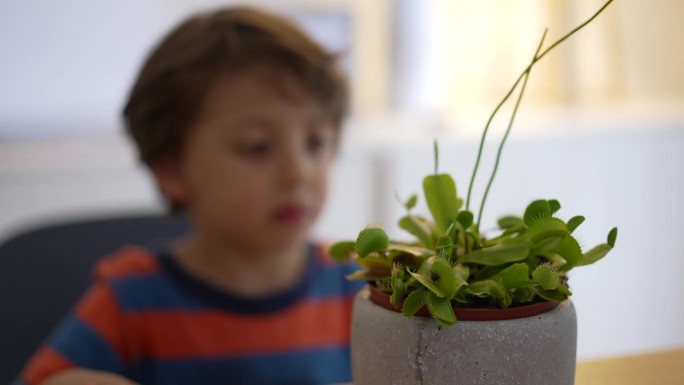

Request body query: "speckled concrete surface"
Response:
[351, 287, 577, 385]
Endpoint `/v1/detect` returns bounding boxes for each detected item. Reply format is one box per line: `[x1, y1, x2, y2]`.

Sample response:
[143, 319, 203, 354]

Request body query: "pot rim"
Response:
[368, 285, 560, 321]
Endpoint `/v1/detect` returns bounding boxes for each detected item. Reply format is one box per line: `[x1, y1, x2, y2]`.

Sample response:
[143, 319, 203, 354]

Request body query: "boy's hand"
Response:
[41, 369, 138, 385]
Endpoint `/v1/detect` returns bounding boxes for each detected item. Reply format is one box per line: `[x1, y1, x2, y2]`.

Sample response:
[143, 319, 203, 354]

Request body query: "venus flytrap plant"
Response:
[329, 0, 618, 327]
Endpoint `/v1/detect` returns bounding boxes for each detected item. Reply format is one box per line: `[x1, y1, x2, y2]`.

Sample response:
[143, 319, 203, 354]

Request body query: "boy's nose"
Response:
[278, 150, 310, 189]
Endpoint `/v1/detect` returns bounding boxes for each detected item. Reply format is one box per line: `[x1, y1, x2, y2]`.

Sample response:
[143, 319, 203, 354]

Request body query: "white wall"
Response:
[0, 0, 393, 139]
[1, 116, 682, 360]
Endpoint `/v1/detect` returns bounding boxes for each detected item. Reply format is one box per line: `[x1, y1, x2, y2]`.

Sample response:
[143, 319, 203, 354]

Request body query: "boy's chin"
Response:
[270, 232, 311, 250]
[246, 227, 311, 253]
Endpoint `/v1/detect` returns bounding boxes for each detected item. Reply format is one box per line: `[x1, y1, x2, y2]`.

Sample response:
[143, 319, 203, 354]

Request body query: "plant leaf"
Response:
[388, 243, 434, 258]
[459, 241, 531, 266]
[464, 280, 510, 308]
[553, 235, 582, 271]
[527, 217, 568, 243]
[471, 264, 508, 281]
[423, 174, 462, 233]
[426, 291, 457, 327]
[346, 270, 388, 281]
[453, 264, 470, 281]
[456, 211, 474, 229]
[498, 215, 524, 229]
[567, 216, 585, 233]
[536, 286, 571, 301]
[408, 269, 445, 297]
[465, 226, 484, 249]
[502, 224, 526, 236]
[327, 241, 356, 262]
[548, 199, 561, 214]
[531, 236, 564, 254]
[524, 199, 552, 226]
[512, 287, 535, 303]
[406, 194, 418, 210]
[390, 264, 407, 308]
[431, 258, 467, 299]
[389, 252, 425, 270]
[532, 264, 560, 290]
[401, 289, 427, 317]
[357, 255, 392, 270]
[497, 263, 531, 289]
[577, 244, 612, 266]
[607, 227, 618, 248]
[574, 227, 619, 268]
[398, 215, 435, 248]
[356, 227, 389, 258]
[541, 252, 567, 268]
[435, 236, 453, 260]
[464, 280, 502, 297]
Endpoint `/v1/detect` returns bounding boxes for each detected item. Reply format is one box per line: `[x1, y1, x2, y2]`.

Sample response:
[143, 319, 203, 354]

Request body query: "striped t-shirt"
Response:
[15, 244, 364, 385]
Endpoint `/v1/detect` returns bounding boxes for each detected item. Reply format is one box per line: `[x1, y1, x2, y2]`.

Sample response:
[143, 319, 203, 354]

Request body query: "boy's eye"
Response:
[239, 142, 271, 157]
[307, 132, 329, 154]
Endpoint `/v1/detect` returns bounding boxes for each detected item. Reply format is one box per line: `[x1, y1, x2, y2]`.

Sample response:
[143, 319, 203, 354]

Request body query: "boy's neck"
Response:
[172, 235, 310, 298]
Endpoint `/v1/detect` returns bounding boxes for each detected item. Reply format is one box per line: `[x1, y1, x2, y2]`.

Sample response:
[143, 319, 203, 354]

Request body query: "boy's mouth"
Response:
[272, 204, 308, 224]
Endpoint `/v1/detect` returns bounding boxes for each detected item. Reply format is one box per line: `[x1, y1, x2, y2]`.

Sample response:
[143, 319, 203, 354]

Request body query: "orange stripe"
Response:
[123, 296, 354, 360]
[95, 246, 160, 280]
[22, 346, 74, 385]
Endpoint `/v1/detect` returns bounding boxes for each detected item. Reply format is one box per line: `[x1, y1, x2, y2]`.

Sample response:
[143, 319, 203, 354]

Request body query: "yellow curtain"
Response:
[428, 0, 684, 126]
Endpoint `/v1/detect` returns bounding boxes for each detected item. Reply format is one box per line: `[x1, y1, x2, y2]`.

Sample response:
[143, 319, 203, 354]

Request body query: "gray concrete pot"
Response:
[351, 286, 577, 385]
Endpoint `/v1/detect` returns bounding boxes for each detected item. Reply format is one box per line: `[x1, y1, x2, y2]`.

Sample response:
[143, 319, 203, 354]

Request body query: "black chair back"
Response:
[0, 213, 190, 384]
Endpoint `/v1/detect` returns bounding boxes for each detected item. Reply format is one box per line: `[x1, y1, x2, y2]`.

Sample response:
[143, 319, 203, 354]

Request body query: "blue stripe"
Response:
[10, 379, 26, 385]
[111, 274, 205, 311]
[47, 314, 123, 373]
[128, 346, 352, 385]
[309, 262, 366, 299]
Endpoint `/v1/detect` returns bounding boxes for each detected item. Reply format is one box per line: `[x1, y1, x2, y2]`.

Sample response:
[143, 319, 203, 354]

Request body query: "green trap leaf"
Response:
[402, 289, 427, 317]
[532, 264, 560, 290]
[524, 199, 552, 226]
[426, 291, 457, 327]
[327, 241, 356, 262]
[356, 227, 389, 258]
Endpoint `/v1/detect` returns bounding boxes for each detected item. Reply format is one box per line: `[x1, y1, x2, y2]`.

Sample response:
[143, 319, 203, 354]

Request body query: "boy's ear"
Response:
[150, 155, 189, 207]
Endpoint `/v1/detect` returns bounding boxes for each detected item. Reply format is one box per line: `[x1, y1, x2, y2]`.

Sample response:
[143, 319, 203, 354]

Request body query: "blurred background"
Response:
[1, 0, 683, 362]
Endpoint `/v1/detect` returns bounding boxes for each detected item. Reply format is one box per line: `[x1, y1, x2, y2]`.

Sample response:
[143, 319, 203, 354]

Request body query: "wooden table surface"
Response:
[575, 348, 684, 385]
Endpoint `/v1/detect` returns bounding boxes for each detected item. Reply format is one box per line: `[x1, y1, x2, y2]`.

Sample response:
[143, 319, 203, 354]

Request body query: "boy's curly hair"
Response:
[123, 6, 348, 168]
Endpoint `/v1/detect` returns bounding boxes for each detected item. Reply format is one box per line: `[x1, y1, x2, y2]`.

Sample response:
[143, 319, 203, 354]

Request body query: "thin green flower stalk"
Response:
[466, 0, 616, 222]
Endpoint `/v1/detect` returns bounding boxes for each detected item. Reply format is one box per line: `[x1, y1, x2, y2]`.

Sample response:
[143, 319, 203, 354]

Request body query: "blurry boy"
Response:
[15, 6, 362, 385]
